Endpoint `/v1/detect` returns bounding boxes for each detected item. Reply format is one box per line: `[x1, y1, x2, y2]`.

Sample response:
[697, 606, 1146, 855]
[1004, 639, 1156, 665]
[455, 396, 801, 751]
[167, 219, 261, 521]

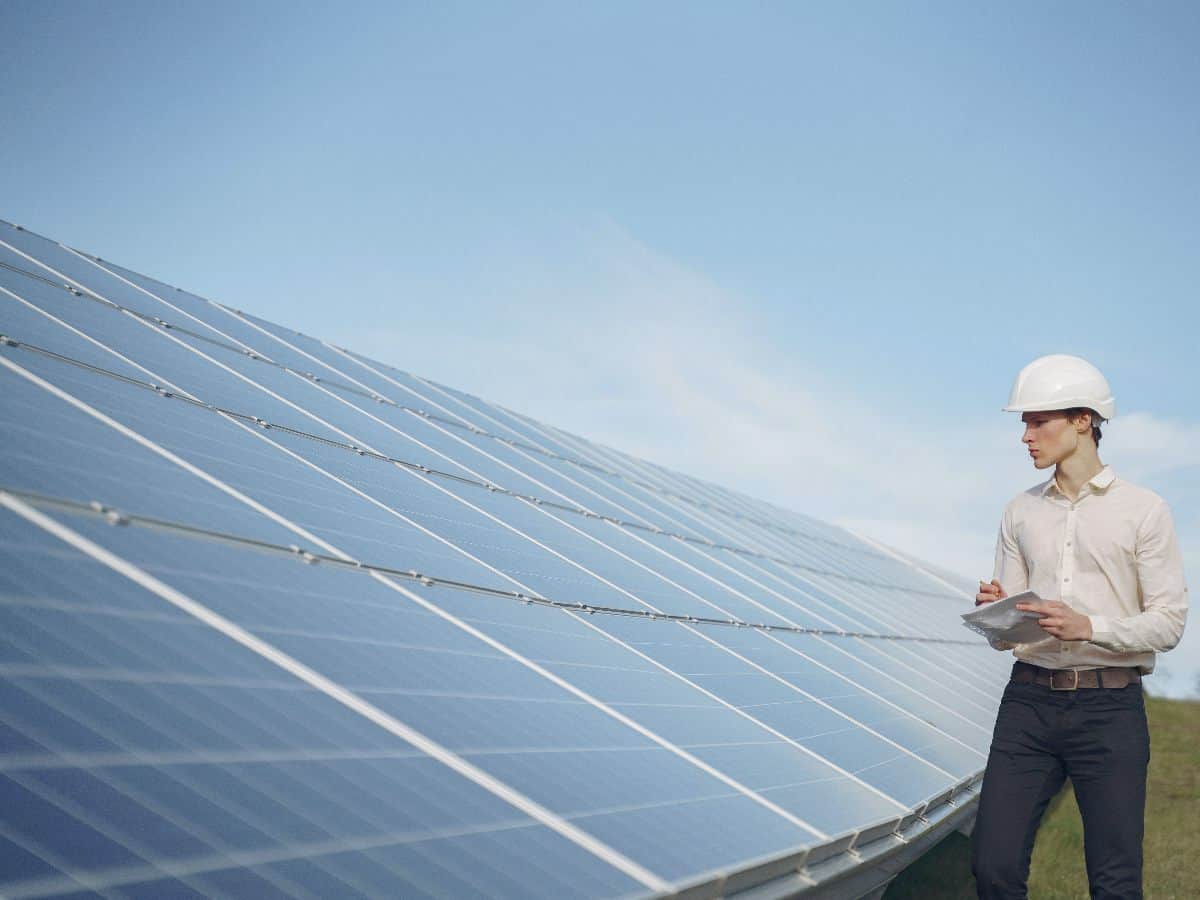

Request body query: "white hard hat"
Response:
[1004, 354, 1115, 420]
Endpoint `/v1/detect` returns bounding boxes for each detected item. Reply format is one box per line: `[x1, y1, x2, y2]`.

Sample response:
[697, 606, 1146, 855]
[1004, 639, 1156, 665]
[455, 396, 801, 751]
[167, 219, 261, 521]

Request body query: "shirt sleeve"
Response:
[993, 502, 1029, 597]
[1088, 499, 1189, 653]
[986, 503, 1029, 651]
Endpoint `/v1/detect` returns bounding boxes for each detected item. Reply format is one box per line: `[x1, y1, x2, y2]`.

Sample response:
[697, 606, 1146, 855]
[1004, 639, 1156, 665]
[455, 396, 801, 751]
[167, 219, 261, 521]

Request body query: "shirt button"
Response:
[1066, 541, 1072, 547]
[1064, 576, 1071, 582]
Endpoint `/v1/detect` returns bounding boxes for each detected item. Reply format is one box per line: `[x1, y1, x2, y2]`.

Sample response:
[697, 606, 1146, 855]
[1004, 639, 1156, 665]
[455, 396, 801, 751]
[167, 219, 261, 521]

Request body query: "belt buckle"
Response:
[1051, 669, 1079, 691]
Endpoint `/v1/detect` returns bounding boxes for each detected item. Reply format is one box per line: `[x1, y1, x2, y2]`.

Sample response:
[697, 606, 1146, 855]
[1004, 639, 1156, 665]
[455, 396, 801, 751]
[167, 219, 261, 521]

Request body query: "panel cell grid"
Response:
[0, 219, 1002, 899]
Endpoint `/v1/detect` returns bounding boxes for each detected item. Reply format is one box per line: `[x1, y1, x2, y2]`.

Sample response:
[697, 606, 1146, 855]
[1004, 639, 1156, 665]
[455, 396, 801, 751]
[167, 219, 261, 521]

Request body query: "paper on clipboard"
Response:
[961, 590, 1050, 644]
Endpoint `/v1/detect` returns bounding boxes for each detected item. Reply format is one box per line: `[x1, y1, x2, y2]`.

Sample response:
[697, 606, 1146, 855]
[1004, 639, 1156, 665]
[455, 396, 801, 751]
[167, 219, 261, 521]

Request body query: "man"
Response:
[970, 353, 1188, 900]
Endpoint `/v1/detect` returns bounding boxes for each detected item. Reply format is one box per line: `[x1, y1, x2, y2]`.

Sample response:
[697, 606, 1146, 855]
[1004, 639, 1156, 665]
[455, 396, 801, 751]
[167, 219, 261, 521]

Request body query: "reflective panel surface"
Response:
[0, 219, 1005, 898]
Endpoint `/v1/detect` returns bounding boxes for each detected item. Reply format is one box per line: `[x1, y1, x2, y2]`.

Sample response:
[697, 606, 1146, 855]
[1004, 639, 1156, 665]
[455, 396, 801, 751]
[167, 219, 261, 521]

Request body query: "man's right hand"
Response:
[976, 578, 1007, 606]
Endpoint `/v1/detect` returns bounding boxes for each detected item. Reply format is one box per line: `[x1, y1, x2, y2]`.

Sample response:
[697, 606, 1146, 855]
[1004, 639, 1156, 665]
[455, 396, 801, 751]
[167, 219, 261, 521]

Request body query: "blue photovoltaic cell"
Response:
[0, 219, 1006, 898]
[0, 508, 647, 900]
[0, 362, 303, 551]
[4, 507, 827, 879]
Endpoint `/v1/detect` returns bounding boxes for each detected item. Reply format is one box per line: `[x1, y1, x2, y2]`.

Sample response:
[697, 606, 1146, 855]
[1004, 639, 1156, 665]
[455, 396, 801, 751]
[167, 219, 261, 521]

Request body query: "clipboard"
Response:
[961, 589, 1051, 644]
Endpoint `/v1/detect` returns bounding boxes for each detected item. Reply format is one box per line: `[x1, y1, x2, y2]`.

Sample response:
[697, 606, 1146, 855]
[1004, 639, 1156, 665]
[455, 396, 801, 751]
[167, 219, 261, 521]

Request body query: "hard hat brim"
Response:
[1003, 399, 1114, 418]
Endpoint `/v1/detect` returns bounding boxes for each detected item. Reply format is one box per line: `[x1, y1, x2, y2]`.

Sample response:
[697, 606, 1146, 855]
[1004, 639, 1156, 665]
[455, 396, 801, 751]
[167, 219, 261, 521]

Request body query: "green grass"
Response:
[884, 695, 1200, 899]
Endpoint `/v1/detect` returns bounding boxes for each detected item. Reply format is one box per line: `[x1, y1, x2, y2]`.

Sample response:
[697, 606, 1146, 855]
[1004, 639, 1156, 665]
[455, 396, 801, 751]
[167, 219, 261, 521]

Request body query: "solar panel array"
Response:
[0, 219, 1010, 899]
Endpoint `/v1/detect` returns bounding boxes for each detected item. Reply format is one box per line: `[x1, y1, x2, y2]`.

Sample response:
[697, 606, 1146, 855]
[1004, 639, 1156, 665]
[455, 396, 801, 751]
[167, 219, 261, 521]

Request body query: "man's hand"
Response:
[1016, 599, 1093, 641]
[976, 579, 1016, 649]
[976, 578, 1007, 606]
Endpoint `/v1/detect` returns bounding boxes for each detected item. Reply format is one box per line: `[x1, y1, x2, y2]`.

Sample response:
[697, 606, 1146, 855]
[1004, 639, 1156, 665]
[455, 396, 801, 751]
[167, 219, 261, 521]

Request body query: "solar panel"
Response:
[0, 219, 1010, 898]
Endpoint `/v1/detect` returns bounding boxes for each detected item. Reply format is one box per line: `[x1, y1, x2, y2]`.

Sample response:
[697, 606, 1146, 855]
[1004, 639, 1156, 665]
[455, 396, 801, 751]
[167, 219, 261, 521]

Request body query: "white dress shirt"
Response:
[992, 464, 1189, 673]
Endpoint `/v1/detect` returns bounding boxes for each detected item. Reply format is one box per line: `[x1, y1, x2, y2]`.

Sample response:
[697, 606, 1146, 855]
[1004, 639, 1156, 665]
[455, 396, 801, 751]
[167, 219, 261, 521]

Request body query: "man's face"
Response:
[1021, 410, 1087, 469]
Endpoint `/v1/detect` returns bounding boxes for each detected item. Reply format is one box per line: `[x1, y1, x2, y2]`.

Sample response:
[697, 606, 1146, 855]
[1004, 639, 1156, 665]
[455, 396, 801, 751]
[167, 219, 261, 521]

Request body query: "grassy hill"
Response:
[884, 694, 1200, 899]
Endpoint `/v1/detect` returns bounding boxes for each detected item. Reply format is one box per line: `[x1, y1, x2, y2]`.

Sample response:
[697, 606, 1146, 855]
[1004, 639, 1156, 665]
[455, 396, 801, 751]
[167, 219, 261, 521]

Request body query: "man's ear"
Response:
[1072, 409, 1093, 434]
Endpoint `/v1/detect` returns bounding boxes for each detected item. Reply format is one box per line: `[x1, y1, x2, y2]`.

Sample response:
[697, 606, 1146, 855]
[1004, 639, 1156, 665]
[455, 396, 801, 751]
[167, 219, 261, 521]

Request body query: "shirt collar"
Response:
[1040, 464, 1117, 498]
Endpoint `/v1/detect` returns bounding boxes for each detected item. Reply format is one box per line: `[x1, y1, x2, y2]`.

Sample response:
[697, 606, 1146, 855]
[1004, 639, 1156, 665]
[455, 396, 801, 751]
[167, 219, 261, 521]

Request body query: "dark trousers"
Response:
[970, 665, 1150, 899]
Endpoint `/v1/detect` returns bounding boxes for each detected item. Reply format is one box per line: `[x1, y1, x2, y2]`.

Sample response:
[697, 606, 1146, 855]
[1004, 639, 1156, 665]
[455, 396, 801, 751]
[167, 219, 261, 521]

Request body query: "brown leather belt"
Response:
[1011, 661, 1142, 691]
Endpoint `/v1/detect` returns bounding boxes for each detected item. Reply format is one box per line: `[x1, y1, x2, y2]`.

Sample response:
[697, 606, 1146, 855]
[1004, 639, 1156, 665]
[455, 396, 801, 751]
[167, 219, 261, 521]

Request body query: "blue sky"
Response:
[3, 1, 1197, 695]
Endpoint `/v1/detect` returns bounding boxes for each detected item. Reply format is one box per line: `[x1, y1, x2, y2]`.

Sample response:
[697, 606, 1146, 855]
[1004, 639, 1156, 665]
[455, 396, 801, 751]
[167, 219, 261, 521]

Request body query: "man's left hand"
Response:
[1015, 599, 1093, 641]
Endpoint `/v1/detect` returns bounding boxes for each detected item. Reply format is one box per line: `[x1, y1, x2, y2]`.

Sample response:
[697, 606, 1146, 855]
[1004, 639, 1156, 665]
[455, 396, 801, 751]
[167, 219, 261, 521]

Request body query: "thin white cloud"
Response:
[1103, 413, 1200, 478]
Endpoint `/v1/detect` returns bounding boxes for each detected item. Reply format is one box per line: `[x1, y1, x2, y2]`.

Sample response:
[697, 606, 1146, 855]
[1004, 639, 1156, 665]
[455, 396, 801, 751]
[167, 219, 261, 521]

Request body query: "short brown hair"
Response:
[1065, 407, 1105, 446]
